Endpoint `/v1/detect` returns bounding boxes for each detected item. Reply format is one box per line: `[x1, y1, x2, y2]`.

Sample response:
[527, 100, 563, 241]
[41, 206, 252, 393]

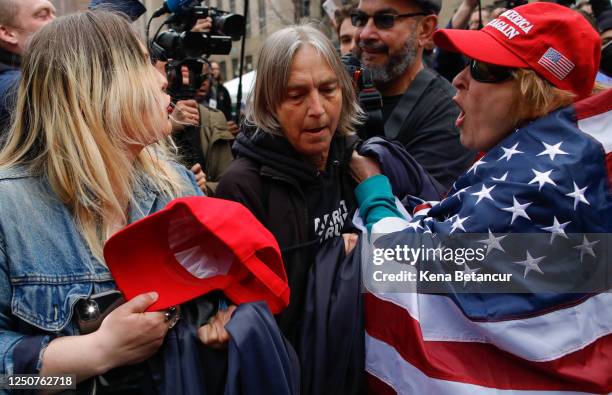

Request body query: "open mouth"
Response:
[456, 110, 466, 128]
[453, 97, 465, 128]
[304, 127, 326, 134]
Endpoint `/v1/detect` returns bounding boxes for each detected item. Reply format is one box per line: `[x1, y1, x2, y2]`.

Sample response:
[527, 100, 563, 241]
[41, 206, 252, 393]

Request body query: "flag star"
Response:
[468, 159, 486, 175]
[406, 221, 423, 231]
[492, 172, 508, 182]
[478, 229, 507, 256]
[541, 217, 570, 243]
[528, 169, 557, 191]
[501, 197, 532, 225]
[573, 235, 599, 262]
[514, 251, 545, 278]
[453, 186, 470, 201]
[566, 182, 590, 210]
[471, 184, 496, 205]
[498, 143, 524, 161]
[450, 215, 469, 233]
[460, 263, 481, 287]
[537, 141, 569, 161]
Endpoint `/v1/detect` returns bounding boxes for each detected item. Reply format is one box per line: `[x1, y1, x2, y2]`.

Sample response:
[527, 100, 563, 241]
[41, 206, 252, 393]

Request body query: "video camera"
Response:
[149, 0, 244, 99]
[492, 0, 528, 10]
[341, 54, 384, 139]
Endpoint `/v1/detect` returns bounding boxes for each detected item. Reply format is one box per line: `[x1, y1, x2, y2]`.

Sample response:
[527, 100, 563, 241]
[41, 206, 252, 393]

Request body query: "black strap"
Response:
[384, 68, 437, 139]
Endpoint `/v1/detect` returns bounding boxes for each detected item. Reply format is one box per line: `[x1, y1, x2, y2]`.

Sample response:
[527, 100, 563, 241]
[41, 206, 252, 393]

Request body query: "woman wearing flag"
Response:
[350, 2, 611, 393]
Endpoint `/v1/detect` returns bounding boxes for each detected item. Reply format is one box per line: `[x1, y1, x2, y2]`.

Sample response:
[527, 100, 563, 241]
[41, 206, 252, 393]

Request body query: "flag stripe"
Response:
[365, 294, 612, 392]
[539, 57, 573, 74]
[574, 89, 612, 120]
[577, 110, 612, 153]
[366, 372, 397, 395]
[365, 333, 600, 395]
[538, 59, 571, 79]
[364, 291, 612, 362]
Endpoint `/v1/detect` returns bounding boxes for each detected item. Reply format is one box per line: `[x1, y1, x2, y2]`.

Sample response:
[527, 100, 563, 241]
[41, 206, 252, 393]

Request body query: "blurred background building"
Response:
[51, 0, 488, 82]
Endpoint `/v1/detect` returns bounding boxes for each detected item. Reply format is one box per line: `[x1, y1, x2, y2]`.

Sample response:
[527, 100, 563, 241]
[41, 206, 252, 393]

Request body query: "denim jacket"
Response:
[0, 163, 203, 379]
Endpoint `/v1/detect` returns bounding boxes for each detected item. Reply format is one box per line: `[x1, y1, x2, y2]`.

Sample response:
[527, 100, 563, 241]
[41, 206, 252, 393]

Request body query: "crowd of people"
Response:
[0, 0, 610, 393]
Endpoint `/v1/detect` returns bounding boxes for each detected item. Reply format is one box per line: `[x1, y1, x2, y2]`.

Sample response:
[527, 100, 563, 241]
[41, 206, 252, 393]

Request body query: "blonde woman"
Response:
[0, 10, 206, 392]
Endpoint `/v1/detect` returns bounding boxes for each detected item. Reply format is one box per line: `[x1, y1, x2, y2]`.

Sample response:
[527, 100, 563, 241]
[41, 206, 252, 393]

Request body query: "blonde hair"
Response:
[0, 11, 187, 261]
[246, 24, 364, 137]
[511, 69, 576, 124]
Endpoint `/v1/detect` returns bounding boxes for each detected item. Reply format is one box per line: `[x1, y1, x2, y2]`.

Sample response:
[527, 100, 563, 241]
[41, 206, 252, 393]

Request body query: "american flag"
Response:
[537, 47, 575, 81]
[359, 88, 612, 394]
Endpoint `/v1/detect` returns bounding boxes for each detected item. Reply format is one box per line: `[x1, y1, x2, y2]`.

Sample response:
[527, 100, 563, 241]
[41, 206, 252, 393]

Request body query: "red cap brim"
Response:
[433, 29, 529, 68]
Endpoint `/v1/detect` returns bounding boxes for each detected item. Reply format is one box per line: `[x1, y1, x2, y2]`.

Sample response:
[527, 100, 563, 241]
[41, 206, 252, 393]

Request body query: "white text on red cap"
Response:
[486, 9, 533, 40]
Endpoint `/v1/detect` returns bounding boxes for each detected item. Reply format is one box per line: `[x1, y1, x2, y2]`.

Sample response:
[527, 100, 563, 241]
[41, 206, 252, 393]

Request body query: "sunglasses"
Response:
[350, 10, 429, 29]
[469, 59, 515, 83]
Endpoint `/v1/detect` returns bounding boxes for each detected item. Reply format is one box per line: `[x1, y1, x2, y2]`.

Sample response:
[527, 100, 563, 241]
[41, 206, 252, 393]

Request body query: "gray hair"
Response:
[0, 0, 19, 27]
[245, 24, 364, 136]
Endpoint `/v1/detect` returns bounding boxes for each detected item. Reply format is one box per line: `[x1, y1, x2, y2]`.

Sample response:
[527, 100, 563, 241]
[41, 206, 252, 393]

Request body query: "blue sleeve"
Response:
[0, 237, 51, 376]
[175, 163, 205, 197]
[355, 175, 403, 232]
[13, 335, 49, 374]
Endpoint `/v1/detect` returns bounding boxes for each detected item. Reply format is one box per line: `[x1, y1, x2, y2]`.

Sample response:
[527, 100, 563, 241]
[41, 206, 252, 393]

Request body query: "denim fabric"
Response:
[0, 163, 203, 376]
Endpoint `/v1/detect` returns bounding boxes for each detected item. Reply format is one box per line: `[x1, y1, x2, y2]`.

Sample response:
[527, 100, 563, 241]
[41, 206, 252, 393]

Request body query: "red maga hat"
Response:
[104, 196, 290, 313]
[433, 2, 601, 99]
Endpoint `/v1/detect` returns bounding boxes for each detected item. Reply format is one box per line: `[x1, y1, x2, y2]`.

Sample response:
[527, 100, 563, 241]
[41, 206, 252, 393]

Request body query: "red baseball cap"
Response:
[104, 196, 290, 313]
[433, 2, 601, 99]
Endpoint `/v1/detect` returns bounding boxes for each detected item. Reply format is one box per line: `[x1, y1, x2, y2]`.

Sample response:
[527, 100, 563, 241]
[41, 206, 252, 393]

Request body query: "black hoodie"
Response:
[216, 128, 358, 346]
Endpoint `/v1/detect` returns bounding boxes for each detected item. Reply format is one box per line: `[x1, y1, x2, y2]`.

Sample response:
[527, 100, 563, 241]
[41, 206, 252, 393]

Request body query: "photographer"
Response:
[170, 60, 235, 196]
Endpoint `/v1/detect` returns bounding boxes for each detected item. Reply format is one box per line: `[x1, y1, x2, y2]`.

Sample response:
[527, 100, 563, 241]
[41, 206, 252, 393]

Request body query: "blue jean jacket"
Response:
[0, 163, 203, 377]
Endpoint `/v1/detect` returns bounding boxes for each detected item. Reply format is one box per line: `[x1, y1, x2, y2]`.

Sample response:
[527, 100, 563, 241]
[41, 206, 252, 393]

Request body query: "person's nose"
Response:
[358, 16, 379, 43]
[155, 66, 168, 92]
[453, 66, 470, 91]
[307, 92, 325, 117]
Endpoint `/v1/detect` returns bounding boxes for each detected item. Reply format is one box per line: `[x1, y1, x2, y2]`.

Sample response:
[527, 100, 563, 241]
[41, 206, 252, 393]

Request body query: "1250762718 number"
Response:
[0, 374, 76, 390]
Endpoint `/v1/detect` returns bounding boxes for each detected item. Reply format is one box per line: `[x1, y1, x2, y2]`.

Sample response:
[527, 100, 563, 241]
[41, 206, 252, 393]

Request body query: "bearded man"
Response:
[352, 0, 474, 189]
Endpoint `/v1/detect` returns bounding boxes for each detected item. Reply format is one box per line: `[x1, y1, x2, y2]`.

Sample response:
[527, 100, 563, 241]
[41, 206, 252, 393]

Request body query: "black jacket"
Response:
[0, 47, 20, 135]
[383, 68, 475, 190]
[215, 129, 358, 346]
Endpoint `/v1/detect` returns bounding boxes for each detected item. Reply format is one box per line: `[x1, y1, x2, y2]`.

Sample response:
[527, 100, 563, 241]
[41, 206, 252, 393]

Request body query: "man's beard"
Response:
[355, 34, 419, 87]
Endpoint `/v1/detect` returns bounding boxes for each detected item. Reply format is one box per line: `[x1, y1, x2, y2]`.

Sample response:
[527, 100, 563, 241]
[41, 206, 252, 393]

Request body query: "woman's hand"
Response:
[198, 305, 237, 349]
[91, 292, 169, 371]
[350, 151, 382, 183]
[40, 292, 170, 382]
[191, 163, 207, 193]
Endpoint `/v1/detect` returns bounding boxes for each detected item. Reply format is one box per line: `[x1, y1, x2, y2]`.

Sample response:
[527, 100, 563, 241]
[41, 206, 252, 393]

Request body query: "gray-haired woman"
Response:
[216, 25, 363, 346]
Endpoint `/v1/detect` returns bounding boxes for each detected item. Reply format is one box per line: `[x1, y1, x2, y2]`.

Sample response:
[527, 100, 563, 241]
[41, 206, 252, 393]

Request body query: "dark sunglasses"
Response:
[350, 10, 429, 29]
[469, 59, 515, 83]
